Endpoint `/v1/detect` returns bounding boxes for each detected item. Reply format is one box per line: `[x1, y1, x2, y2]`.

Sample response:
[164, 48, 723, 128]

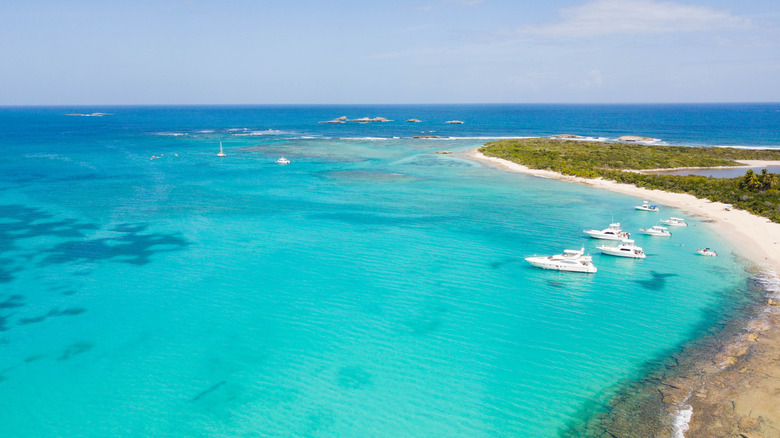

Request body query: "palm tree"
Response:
[742, 169, 762, 191]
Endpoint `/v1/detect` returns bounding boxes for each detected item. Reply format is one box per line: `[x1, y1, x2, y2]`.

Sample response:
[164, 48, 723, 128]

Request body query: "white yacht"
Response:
[697, 248, 718, 256]
[525, 247, 597, 273]
[597, 239, 646, 258]
[635, 200, 659, 212]
[276, 157, 290, 164]
[217, 142, 226, 157]
[660, 217, 687, 227]
[640, 225, 672, 237]
[583, 222, 630, 240]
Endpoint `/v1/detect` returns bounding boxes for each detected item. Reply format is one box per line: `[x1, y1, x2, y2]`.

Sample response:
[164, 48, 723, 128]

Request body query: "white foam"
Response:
[155, 132, 187, 136]
[232, 129, 289, 136]
[672, 404, 693, 438]
[432, 136, 533, 140]
[756, 271, 780, 315]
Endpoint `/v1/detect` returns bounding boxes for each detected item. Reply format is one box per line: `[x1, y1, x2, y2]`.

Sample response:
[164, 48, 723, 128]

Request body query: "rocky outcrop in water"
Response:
[351, 117, 390, 122]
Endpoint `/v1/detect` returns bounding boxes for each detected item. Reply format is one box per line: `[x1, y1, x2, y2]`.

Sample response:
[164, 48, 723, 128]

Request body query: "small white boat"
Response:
[525, 247, 597, 273]
[583, 222, 630, 240]
[660, 217, 687, 227]
[597, 239, 646, 258]
[697, 248, 718, 256]
[635, 200, 659, 212]
[217, 142, 226, 157]
[640, 225, 672, 237]
[276, 157, 290, 164]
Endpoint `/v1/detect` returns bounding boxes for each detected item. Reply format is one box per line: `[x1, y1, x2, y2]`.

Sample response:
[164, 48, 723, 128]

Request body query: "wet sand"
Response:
[468, 149, 780, 437]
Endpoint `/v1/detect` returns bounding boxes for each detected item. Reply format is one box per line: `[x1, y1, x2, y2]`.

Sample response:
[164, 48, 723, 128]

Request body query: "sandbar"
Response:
[468, 148, 780, 437]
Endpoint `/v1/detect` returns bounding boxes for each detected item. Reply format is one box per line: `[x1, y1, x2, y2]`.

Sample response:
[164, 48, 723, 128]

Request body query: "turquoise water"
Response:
[0, 106, 775, 436]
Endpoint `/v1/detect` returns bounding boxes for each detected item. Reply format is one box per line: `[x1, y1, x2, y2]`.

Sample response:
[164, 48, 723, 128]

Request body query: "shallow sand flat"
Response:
[639, 159, 780, 174]
[468, 149, 780, 437]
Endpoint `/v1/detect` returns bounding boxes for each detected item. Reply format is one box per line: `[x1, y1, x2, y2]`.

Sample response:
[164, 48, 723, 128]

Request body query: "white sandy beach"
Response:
[469, 148, 780, 437]
[469, 149, 780, 274]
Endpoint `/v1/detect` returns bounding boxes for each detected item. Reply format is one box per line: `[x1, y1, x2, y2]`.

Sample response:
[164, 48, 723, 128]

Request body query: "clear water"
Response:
[0, 105, 776, 437]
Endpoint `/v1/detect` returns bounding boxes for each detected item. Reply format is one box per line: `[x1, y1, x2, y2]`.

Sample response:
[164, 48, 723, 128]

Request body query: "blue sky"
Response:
[1, 0, 779, 104]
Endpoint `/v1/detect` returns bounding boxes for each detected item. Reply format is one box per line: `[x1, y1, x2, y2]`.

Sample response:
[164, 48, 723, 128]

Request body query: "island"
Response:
[478, 138, 780, 223]
[471, 137, 780, 437]
[350, 116, 391, 122]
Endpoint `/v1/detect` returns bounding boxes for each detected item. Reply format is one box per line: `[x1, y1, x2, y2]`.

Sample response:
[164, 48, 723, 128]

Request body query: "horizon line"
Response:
[2, 101, 780, 108]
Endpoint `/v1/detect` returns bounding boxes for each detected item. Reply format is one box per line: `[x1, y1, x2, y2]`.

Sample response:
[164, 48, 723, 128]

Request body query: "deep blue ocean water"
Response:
[0, 104, 778, 437]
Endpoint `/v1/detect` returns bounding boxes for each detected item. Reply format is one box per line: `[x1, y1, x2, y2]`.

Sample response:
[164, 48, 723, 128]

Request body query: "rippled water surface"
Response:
[0, 105, 775, 436]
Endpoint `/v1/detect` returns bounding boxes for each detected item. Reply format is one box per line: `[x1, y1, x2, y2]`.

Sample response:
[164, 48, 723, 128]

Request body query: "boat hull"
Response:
[583, 230, 629, 240]
[525, 257, 597, 273]
[640, 231, 671, 237]
[597, 248, 646, 258]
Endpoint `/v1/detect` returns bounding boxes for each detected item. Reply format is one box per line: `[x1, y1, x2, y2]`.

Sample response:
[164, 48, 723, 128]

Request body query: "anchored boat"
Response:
[525, 247, 597, 273]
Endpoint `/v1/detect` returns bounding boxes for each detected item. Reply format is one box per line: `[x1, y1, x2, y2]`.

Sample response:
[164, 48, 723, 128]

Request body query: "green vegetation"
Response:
[479, 138, 780, 223]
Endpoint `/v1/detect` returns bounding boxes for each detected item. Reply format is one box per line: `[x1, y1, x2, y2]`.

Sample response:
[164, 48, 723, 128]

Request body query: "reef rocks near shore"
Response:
[351, 117, 390, 122]
[566, 272, 780, 438]
[679, 304, 780, 438]
[618, 135, 655, 142]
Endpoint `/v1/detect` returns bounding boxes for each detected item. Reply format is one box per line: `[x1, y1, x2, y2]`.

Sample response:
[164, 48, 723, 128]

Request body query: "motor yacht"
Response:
[640, 225, 672, 237]
[276, 157, 291, 164]
[635, 200, 659, 212]
[525, 247, 597, 273]
[583, 222, 630, 240]
[660, 217, 687, 227]
[596, 239, 646, 258]
[697, 248, 718, 256]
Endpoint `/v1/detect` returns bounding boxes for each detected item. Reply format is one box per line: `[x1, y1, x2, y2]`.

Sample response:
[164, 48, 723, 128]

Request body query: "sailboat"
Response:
[217, 142, 226, 157]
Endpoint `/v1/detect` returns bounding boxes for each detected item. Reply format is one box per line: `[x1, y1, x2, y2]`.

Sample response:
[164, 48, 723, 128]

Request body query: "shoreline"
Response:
[468, 149, 780, 273]
[467, 148, 780, 437]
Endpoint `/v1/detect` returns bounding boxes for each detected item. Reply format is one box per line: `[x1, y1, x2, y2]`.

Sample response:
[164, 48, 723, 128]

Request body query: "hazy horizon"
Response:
[2, 0, 779, 105]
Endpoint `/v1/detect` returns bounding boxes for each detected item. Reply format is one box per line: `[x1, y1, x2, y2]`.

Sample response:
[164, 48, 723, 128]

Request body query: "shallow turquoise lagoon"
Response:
[0, 107, 766, 436]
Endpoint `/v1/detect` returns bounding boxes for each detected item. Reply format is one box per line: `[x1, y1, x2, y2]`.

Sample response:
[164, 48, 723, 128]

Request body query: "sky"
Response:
[1, 0, 779, 105]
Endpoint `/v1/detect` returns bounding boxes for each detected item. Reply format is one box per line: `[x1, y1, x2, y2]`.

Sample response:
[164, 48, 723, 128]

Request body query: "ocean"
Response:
[0, 104, 778, 437]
